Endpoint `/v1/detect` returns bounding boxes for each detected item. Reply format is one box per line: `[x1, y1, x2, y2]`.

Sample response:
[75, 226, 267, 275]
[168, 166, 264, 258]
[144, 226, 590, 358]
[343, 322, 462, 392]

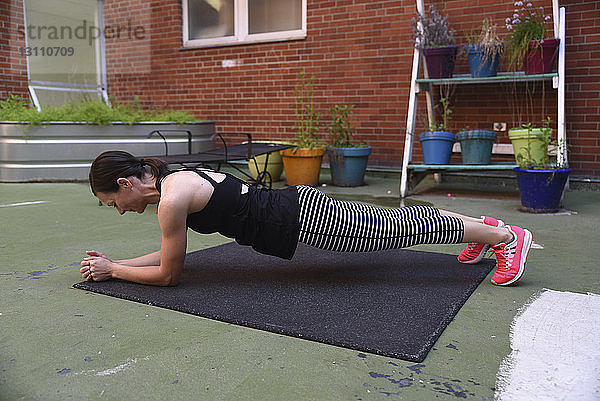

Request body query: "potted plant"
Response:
[509, 118, 550, 166]
[464, 19, 504, 78]
[325, 105, 371, 187]
[247, 140, 293, 183]
[505, 0, 559, 74]
[513, 118, 571, 213]
[281, 72, 325, 186]
[0, 94, 214, 182]
[413, 5, 458, 79]
[419, 96, 455, 164]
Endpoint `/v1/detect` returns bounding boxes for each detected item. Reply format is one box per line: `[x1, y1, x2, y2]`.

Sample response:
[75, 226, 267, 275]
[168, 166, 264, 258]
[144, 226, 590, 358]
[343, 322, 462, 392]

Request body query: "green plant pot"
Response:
[508, 128, 548, 166]
[457, 130, 496, 164]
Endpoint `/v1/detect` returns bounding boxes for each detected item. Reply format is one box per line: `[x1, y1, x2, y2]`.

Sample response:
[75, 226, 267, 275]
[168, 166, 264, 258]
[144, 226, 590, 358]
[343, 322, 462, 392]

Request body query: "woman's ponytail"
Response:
[141, 157, 168, 180]
[89, 151, 168, 195]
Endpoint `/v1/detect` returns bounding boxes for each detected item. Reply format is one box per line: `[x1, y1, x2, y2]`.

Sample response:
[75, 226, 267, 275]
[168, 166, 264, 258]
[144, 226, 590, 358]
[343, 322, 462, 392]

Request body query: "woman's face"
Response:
[96, 177, 148, 215]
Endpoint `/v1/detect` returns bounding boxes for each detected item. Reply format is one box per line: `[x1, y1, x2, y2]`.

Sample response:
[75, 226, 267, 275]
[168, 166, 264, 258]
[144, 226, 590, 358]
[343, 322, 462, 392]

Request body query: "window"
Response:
[22, 0, 108, 110]
[183, 0, 306, 48]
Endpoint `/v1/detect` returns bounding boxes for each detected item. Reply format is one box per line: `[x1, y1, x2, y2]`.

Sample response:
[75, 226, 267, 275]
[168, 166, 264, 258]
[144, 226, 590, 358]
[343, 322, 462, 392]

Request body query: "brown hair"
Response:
[89, 150, 168, 195]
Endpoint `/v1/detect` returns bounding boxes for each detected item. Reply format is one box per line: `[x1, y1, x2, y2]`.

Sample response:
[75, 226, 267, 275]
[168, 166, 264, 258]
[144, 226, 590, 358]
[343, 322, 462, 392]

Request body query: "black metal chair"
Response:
[146, 130, 294, 189]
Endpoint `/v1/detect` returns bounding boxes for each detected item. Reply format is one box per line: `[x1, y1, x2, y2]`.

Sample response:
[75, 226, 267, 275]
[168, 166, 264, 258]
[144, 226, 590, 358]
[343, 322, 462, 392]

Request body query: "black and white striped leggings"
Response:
[297, 186, 464, 252]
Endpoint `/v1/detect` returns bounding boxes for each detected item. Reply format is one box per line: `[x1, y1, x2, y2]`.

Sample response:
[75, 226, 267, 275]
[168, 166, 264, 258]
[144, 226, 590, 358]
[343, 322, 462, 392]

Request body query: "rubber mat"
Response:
[73, 242, 494, 362]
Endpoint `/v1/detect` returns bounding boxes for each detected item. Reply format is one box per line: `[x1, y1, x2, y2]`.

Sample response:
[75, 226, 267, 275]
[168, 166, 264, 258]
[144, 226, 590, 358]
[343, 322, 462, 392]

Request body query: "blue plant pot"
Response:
[419, 131, 455, 164]
[514, 167, 571, 213]
[456, 130, 496, 164]
[327, 145, 372, 187]
[465, 45, 500, 78]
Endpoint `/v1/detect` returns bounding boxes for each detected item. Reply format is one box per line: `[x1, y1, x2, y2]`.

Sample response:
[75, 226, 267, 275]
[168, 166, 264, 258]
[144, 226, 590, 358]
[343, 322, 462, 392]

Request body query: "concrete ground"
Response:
[1, 170, 598, 400]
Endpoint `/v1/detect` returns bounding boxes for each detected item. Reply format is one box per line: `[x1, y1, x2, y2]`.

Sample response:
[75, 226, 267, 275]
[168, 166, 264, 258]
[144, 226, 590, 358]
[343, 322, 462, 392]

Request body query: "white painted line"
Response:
[496, 289, 600, 401]
[72, 356, 150, 377]
[0, 201, 49, 208]
[95, 359, 137, 376]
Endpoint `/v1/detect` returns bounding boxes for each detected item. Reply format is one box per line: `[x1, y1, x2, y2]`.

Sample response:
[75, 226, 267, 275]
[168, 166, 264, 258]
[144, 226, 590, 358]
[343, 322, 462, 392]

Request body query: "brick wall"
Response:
[3, 0, 599, 176]
[0, 0, 28, 100]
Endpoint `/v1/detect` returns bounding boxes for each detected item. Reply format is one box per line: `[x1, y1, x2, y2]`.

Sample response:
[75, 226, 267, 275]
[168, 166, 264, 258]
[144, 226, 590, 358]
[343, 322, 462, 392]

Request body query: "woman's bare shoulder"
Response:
[159, 171, 214, 213]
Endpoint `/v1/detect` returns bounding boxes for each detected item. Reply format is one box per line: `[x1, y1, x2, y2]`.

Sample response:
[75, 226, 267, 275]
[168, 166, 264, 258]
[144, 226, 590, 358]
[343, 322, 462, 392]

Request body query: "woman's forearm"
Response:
[115, 251, 161, 267]
[110, 262, 176, 286]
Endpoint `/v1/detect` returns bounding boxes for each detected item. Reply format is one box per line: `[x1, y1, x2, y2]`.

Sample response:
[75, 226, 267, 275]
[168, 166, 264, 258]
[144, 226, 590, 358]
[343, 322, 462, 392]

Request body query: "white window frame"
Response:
[182, 0, 306, 48]
[22, 0, 109, 111]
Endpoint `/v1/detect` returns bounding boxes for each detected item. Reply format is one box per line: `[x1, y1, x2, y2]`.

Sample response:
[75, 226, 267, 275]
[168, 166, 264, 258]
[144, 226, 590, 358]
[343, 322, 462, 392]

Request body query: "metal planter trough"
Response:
[0, 121, 215, 182]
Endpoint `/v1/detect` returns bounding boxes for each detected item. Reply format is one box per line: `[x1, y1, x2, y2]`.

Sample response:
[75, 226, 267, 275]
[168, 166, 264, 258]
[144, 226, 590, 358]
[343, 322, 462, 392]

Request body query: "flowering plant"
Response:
[505, 1, 553, 70]
[412, 5, 456, 49]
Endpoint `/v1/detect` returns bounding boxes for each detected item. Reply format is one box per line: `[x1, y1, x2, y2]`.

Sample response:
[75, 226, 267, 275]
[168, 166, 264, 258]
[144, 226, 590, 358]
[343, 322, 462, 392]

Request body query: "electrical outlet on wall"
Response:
[493, 122, 507, 131]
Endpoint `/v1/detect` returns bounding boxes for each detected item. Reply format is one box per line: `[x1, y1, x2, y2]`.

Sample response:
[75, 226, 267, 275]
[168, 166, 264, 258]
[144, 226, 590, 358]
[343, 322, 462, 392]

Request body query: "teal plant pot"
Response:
[456, 130, 496, 164]
[327, 145, 372, 187]
[419, 131, 455, 164]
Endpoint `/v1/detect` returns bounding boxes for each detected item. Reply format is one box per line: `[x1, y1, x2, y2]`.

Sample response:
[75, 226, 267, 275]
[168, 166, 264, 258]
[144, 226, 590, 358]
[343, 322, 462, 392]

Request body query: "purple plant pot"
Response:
[524, 38, 560, 75]
[423, 46, 458, 78]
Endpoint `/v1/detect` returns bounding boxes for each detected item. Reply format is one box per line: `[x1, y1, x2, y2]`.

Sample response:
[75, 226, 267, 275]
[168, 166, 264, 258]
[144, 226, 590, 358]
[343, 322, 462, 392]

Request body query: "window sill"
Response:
[180, 31, 306, 50]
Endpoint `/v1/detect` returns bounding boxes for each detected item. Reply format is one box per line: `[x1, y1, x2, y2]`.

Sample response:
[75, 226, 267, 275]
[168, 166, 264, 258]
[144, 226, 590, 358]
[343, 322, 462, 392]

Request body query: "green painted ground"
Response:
[1, 178, 598, 400]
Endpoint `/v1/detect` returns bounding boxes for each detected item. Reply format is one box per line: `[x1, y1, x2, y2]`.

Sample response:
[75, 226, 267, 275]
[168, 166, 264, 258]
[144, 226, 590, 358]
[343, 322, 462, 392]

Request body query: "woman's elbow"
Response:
[157, 264, 181, 286]
[159, 272, 180, 287]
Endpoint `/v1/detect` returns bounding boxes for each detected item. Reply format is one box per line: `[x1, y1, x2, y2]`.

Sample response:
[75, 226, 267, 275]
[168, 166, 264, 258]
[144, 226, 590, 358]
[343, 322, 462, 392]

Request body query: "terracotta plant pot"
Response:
[281, 147, 325, 186]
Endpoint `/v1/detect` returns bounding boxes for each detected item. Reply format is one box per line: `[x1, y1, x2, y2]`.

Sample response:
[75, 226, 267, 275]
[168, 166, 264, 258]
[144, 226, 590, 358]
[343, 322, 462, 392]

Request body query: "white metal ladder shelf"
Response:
[400, 0, 566, 197]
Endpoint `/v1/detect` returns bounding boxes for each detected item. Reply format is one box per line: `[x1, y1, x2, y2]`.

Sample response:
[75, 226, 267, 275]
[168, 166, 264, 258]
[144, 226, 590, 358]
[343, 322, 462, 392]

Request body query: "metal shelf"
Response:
[416, 72, 558, 85]
[400, 0, 566, 197]
[407, 163, 518, 171]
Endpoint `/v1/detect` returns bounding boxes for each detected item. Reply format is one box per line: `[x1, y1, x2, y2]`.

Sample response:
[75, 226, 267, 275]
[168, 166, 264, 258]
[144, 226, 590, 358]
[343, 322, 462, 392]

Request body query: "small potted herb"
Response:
[464, 19, 504, 78]
[413, 5, 458, 79]
[505, 0, 558, 74]
[512, 117, 571, 212]
[419, 96, 456, 164]
[326, 105, 371, 187]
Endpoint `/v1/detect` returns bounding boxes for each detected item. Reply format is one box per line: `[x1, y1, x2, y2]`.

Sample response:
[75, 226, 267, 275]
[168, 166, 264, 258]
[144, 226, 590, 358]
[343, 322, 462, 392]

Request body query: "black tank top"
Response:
[156, 169, 300, 259]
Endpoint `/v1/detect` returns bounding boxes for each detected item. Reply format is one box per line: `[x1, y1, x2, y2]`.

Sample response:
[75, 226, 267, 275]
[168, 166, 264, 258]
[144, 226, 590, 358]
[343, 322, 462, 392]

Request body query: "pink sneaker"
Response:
[490, 225, 533, 286]
[457, 216, 505, 264]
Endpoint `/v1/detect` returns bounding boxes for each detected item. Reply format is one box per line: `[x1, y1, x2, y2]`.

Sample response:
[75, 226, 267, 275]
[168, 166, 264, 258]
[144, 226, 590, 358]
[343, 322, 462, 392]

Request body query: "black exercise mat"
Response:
[73, 243, 494, 362]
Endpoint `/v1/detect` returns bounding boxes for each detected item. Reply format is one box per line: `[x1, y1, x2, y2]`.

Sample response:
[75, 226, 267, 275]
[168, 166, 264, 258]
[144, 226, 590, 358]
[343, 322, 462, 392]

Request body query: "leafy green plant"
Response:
[505, 0, 553, 71]
[465, 19, 504, 65]
[427, 96, 453, 131]
[0, 94, 196, 126]
[328, 104, 364, 148]
[293, 72, 322, 149]
[412, 5, 456, 49]
[516, 117, 568, 169]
